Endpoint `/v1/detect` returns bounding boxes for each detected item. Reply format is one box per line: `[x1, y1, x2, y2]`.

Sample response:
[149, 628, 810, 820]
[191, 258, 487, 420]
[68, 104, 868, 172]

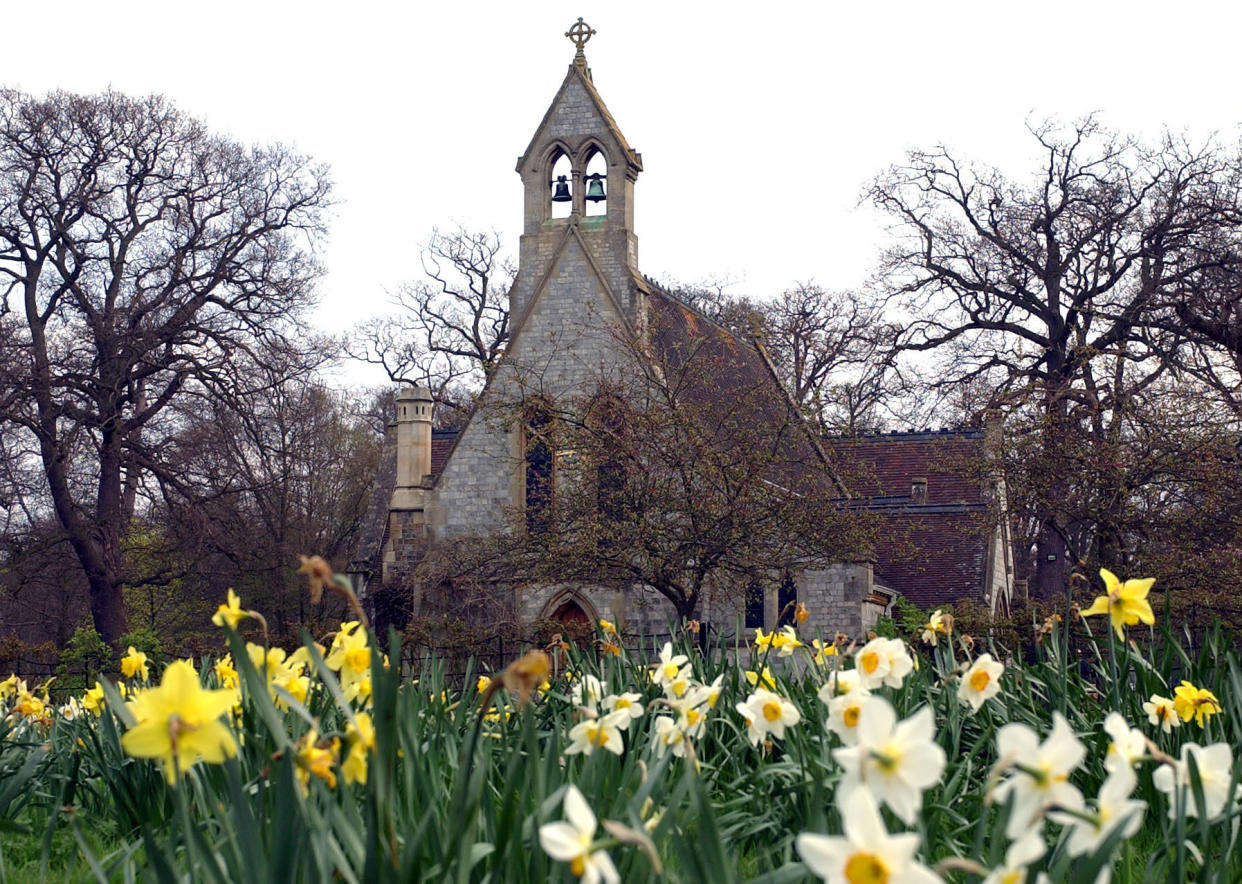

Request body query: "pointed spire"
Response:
[565, 17, 596, 79]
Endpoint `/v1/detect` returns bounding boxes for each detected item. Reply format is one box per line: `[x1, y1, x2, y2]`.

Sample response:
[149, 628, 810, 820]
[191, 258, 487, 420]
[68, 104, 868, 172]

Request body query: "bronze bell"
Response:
[550, 175, 572, 202]
[584, 172, 606, 202]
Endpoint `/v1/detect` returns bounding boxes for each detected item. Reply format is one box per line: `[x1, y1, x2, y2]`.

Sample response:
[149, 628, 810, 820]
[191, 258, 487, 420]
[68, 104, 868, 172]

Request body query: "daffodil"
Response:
[601, 692, 644, 729]
[981, 831, 1046, 884]
[599, 618, 617, 635]
[477, 675, 492, 694]
[571, 674, 605, 713]
[211, 588, 248, 629]
[295, 727, 340, 792]
[1152, 741, 1239, 819]
[958, 654, 1004, 712]
[0, 674, 18, 700]
[854, 637, 892, 690]
[214, 655, 239, 690]
[824, 692, 870, 746]
[1172, 680, 1221, 727]
[651, 714, 690, 758]
[538, 784, 620, 884]
[325, 622, 372, 698]
[565, 710, 629, 757]
[920, 609, 952, 646]
[796, 787, 940, 884]
[1142, 694, 1179, 733]
[1103, 712, 1146, 773]
[341, 712, 375, 786]
[810, 638, 838, 666]
[82, 682, 107, 716]
[1079, 568, 1155, 639]
[120, 646, 150, 682]
[736, 688, 801, 746]
[651, 642, 692, 696]
[1050, 766, 1145, 857]
[833, 699, 946, 825]
[120, 660, 237, 785]
[745, 666, 777, 691]
[992, 714, 1085, 838]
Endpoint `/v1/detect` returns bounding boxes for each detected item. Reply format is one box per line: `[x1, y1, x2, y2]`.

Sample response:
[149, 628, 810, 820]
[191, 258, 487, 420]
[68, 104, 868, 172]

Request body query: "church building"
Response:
[348, 22, 1015, 641]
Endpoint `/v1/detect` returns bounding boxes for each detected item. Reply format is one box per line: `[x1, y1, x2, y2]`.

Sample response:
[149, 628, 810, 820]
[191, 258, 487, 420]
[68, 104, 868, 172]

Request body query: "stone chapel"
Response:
[348, 23, 1015, 641]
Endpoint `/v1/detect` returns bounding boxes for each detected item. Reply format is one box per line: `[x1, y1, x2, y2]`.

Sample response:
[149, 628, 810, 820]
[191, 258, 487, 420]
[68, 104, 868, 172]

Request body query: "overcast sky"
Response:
[6, 1, 1242, 387]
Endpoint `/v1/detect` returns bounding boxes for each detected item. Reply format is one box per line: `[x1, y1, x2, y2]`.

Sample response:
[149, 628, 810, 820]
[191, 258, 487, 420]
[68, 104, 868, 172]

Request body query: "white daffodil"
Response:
[701, 674, 724, 709]
[832, 698, 946, 825]
[1102, 712, 1146, 774]
[992, 714, 1086, 839]
[1141, 694, 1179, 733]
[981, 830, 1046, 884]
[1050, 766, 1145, 859]
[1152, 742, 1240, 819]
[818, 668, 869, 704]
[538, 784, 620, 884]
[651, 642, 690, 691]
[824, 692, 870, 746]
[675, 685, 713, 740]
[958, 654, 1004, 712]
[796, 787, 941, 884]
[879, 639, 915, 689]
[571, 674, 605, 713]
[601, 692, 644, 730]
[651, 714, 690, 759]
[564, 710, 629, 757]
[854, 638, 893, 690]
[737, 688, 802, 746]
[663, 665, 696, 701]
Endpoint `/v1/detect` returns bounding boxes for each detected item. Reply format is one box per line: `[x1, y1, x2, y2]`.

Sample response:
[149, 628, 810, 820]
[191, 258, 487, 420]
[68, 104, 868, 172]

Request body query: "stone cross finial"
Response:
[566, 17, 595, 67]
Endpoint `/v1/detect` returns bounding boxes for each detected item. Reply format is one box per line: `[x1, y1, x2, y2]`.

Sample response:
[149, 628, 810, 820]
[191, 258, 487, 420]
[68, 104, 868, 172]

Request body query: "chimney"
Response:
[395, 385, 434, 489]
[910, 477, 927, 504]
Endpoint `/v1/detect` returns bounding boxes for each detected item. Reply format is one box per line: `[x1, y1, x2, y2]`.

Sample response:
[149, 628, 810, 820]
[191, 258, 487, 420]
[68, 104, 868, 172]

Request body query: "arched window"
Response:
[590, 394, 628, 523]
[583, 148, 607, 218]
[525, 404, 554, 531]
[550, 151, 573, 220]
[776, 573, 798, 627]
[744, 581, 765, 630]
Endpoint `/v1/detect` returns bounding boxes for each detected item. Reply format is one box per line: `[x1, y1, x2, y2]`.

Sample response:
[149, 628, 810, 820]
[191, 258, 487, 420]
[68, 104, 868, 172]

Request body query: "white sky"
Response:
[6, 1, 1242, 388]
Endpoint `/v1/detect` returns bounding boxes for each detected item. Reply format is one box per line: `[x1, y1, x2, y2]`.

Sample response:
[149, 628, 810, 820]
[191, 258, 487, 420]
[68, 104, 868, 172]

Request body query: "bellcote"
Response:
[510, 20, 645, 324]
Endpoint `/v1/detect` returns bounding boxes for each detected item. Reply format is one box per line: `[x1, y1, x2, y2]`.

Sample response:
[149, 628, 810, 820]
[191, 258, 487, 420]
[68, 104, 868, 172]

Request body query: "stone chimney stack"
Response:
[910, 477, 928, 504]
[393, 386, 434, 506]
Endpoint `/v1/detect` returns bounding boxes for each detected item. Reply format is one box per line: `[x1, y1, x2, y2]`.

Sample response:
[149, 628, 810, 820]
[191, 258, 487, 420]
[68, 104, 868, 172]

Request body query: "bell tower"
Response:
[510, 19, 646, 327]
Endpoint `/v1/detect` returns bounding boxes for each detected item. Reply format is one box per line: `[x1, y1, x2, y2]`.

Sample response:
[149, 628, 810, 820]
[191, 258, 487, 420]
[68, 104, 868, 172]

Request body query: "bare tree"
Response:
[0, 89, 331, 644]
[869, 117, 1242, 598]
[348, 225, 513, 424]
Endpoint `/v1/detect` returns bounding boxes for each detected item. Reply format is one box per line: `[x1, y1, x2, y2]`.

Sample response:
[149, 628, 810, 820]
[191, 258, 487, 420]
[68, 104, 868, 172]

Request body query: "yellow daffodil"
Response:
[476, 675, 492, 694]
[325, 622, 371, 698]
[342, 712, 375, 786]
[211, 589, 249, 630]
[1080, 568, 1155, 639]
[295, 728, 340, 792]
[214, 655, 239, 690]
[744, 666, 777, 691]
[82, 682, 107, 716]
[810, 638, 837, 666]
[599, 618, 617, 635]
[0, 674, 18, 699]
[120, 660, 237, 784]
[1172, 681, 1221, 727]
[120, 646, 150, 682]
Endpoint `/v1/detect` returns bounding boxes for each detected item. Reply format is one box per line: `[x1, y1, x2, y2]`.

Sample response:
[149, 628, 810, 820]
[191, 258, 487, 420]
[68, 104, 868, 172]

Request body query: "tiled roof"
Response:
[871, 510, 990, 608]
[824, 431, 994, 607]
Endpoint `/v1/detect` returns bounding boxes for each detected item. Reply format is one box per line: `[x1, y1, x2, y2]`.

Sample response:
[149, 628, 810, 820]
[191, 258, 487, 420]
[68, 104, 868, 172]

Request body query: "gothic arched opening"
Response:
[583, 147, 607, 218]
[550, 150, 573, 219]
